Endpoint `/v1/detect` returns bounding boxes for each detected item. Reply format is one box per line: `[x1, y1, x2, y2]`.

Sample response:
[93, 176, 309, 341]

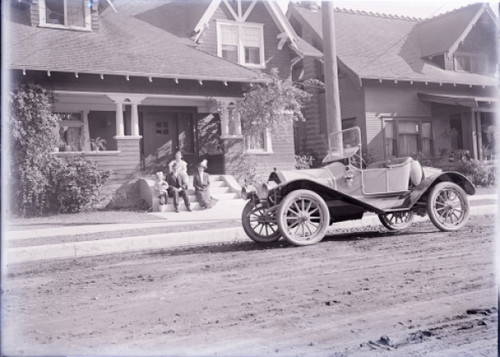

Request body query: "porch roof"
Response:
[7, 1, 266, 84]
[418, 92, 498, 107]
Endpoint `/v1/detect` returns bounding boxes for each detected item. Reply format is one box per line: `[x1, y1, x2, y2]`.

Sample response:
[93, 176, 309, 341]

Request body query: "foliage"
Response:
[50, 157, 111, 213]
[239, 155, 265, 187]
[9, 83, 62, 216]
[9, 83, 110, 216]
[238, 68, 312, 138]
[454, 159, 496, 187]
[90, 137, 107, 151]
[412, 152, 433, 167]
[295, 154, 315, 170]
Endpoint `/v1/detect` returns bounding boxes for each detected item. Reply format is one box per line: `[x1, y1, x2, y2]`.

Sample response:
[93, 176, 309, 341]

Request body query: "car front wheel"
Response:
[427, 182, 470, 231]
[242, 201, 281, 243]
[277, 189, 330, 246]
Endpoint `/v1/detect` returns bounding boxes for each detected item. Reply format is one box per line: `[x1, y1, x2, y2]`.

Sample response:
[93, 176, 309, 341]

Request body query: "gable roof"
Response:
[416, 3, 497, 58]
[7, 0, 265, 83]
[287, 3, 497, 87]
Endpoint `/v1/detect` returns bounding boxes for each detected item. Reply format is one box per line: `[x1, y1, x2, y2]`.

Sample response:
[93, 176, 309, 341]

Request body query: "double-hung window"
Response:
[58, 112, 85, 151]
[217, 21, 265, 68]
[383, 119, 433, 158]
[39, 0, 91, 30]
[454, 52, 488, 74]
[245, 130, 272, 153]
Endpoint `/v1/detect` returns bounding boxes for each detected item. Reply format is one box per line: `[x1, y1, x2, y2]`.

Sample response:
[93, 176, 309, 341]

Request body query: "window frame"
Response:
[244, 129, 273, 154]
[382, 118, 433, 159]
[453, 51, 488, 74]
[39, 0, 92, 31]
[58, 111, 86, 152]
[216, 20, 265, 69]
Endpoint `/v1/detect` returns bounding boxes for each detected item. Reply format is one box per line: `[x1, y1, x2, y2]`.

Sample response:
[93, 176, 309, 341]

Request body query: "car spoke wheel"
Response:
[242, 201, 281, 243]
[378, 211, 414, 231]
[278, 190, 329, 246]
[427, 182, 470, 231]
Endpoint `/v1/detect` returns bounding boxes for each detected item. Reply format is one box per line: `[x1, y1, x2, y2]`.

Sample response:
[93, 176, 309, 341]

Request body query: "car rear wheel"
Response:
[427, 182, 470, 231]
[242, 201, 281, 243]
[277, 189, 330, 246]
[378, 211, 414, 231]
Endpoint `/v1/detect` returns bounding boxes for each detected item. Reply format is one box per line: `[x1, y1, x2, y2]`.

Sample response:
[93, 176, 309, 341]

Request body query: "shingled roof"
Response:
[7, 0, 265, 83]
[288, 3, 497, 86]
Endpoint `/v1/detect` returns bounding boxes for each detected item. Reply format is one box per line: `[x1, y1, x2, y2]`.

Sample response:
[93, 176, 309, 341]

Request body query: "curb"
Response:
[5, 205, 498, 264]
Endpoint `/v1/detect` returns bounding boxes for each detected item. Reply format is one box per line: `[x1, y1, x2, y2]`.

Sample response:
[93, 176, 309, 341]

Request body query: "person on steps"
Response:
[167, 162, 191, 213]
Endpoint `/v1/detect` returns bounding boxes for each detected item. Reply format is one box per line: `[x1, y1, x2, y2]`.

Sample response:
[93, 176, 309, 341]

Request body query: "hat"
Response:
[155, 171, 164, 179]
[198, 159, 208, 169]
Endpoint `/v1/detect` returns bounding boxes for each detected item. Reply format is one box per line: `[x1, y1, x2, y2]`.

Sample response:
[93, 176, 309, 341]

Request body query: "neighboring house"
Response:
[288, 2, 498, 165]
[7, 0, 321, 198]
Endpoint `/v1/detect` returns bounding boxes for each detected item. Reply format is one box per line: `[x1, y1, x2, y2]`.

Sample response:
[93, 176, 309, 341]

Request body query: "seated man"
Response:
[166, 162, 191, 213]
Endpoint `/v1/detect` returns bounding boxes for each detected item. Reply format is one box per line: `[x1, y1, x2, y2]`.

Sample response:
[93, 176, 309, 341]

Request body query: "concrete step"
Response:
[154, 198, 246, 214]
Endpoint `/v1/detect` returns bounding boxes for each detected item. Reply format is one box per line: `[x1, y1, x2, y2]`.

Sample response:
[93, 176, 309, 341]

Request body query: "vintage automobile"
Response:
[241, 127, 475, 246]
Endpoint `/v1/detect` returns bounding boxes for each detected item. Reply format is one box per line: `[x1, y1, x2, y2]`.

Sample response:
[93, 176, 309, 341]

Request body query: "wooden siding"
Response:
[196, 2, 293, 79]
[362, 80, 494, 161]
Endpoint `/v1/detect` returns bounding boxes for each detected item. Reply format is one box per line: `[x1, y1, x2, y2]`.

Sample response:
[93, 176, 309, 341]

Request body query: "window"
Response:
[383, 119, 433, 158]
[217, 21, 264, 67]
[39, 0, 91, 30]
[454, 52, 487, 74]
[245, 130, 272, 153]
[59, 112, 84, 151]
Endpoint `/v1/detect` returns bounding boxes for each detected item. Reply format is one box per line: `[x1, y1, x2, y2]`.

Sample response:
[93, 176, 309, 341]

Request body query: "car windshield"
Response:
[322, 126, 361, 164]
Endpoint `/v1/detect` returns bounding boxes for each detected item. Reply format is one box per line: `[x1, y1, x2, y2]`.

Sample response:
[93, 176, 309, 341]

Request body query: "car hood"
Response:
[276, 168, 334, 187]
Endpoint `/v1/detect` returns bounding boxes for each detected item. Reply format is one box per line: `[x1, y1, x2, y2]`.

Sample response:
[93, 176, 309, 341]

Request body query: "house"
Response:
[6, 0, 321, 201]
[288, 2, 498, 165]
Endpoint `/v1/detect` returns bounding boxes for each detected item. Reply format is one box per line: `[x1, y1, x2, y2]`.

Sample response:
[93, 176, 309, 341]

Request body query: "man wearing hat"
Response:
[193, 159, 216, 209]
[166, 162, 191, 213]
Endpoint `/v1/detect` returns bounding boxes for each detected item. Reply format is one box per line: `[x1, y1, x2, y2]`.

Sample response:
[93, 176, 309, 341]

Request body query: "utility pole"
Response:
[321, 1, 342, 154]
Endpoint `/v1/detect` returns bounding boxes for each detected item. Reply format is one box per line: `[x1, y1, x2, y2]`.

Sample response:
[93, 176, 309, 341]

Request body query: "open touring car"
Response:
[241, 127, 475, 246]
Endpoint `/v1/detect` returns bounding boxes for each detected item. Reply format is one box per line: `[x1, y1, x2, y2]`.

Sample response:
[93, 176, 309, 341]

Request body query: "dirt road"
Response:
[2, 215, 497, 356]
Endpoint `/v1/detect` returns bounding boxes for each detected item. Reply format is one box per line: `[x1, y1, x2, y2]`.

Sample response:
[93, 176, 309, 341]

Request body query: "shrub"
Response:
[295, 154, 314, 170]
[454, 159, 496, 187]
[9, 83, 111, 216]
[50, 157, 111, 213]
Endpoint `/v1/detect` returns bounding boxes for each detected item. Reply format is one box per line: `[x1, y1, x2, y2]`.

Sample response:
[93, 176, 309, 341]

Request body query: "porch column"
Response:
[471, 111, 478, 160]
[234, 107, 242, 136]
[130, 102, 140, 136]
[115, 101, 124, 137]
[219, 101, 230, 136]
[476, 112, 483, 160]
[82, 109, 91, 151]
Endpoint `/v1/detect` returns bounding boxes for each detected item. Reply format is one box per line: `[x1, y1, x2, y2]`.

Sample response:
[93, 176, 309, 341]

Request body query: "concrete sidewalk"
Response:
[4, 191, 498, 264]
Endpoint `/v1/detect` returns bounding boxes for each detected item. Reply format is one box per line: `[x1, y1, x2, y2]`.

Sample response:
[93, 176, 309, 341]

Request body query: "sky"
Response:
[278, 0, 499, 19]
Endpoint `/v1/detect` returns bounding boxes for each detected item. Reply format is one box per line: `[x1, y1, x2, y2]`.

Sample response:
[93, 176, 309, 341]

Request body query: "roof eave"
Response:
[10, 66, 270, 84]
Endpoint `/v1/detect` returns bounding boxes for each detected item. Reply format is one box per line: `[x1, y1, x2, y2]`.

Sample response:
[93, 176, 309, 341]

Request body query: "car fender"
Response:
[403, 172, 475, 208]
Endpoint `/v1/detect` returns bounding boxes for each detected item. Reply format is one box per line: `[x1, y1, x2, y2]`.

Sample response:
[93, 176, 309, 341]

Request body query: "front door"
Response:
[141, 111, 178, 172]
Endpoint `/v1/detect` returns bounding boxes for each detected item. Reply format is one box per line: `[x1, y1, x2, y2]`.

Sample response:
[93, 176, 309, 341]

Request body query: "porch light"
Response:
[148, 77, 153, 82]
[126, 75, 130, 81]
[223, 81, 228, 86]
[100, 74, 104, 80]
[47, 71, 51, 77]
[174, 78, 179, 84]
[75, 72, 79, 78]
[198, 80, 203, 85]
[22, 69, 26, 75]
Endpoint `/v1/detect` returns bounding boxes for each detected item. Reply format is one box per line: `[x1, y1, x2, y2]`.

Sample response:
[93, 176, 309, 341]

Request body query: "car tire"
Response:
[242, 201, 281, 243]
[427, 182, 470, 231]
[277, 189, 330, 246]
[378, 211, 415, 231]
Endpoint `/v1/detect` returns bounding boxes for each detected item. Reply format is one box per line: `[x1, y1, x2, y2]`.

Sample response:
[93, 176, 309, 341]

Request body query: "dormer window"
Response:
[39, 0, 91, 30]
[454, 52, 488, 74]
[216, 21, 265, 68]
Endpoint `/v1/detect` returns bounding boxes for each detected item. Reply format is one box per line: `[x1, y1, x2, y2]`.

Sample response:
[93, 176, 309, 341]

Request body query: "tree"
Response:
[238, 68, 312, 138]
[9, 83, 62, 216]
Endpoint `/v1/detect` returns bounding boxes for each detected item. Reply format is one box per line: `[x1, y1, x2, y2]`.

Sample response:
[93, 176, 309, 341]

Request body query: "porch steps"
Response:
[138, 174, 243, 213]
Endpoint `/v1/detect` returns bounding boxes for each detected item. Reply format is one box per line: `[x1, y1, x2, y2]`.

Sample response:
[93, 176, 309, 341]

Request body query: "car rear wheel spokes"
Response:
[378, 210, 414, 231]
[427, 182, 470, 231]
[278, 189, 330, 246]
[242, 201, 281, 243]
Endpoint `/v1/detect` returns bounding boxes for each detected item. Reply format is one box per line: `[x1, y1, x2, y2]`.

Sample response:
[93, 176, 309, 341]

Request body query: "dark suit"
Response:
[166, 172, 191, 210]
